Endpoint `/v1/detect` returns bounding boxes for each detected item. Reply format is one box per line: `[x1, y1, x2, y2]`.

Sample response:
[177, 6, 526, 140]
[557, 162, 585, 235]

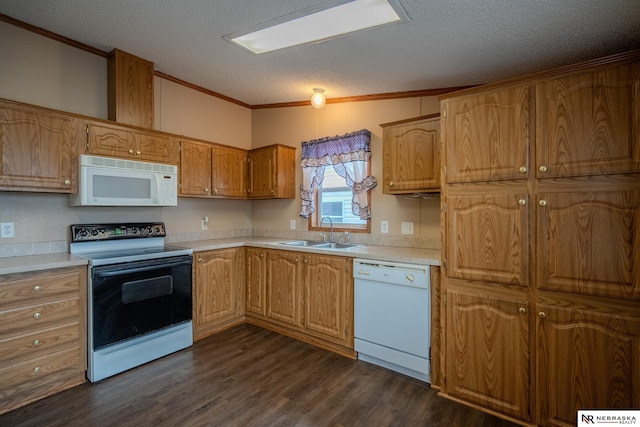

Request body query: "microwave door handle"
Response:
[93, 259, 192, 278]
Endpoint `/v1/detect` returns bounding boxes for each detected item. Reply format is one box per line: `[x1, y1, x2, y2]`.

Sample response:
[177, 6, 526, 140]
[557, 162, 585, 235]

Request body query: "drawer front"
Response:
[0, 298, 80, 340]
[0, 323, 80, 366]
[0, 268, 82, 310]
[0, 346, 82, 389]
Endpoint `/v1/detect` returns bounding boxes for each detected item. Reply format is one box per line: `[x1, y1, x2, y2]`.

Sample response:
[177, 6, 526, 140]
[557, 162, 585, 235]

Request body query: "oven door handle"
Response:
[93, 259, 192, 278]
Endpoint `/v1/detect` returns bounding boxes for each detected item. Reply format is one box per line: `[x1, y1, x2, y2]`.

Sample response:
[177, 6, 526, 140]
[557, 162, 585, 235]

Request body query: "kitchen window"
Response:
[300, 129, 376, 233]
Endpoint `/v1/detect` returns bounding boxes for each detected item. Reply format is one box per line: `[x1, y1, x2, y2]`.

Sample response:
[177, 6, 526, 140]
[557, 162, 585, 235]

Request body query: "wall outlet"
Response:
[201, 216, 208, 230]
[401, 221, 414, 235]
[290, 219, 296, 230]
[381, 220, 389, 234]
[1, 222, 15, 238]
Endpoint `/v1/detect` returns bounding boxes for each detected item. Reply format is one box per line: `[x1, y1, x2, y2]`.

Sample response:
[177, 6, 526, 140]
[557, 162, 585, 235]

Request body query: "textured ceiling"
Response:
[1, 0, 640, 106]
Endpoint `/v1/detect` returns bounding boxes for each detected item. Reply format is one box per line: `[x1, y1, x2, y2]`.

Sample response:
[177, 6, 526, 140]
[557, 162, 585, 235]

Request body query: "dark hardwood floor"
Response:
[0, 324, 518, 427]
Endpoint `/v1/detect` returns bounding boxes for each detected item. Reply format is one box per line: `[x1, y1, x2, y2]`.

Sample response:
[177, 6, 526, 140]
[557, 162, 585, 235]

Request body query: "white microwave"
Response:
[69, 155, 178, 207]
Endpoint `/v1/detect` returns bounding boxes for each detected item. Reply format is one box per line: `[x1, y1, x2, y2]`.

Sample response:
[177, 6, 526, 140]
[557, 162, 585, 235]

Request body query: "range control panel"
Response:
[71, 223, 166, 242]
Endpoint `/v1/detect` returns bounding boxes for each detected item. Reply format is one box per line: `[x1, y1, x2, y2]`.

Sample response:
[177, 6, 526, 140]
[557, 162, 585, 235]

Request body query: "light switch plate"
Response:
[290, 219, 296, 230]
[401, 221, 414, 235]
[381, 220, 389, 234]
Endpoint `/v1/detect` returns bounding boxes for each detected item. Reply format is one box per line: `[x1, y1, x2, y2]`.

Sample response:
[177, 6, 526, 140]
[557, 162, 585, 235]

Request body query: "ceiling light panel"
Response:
[225, 0, 409, 54]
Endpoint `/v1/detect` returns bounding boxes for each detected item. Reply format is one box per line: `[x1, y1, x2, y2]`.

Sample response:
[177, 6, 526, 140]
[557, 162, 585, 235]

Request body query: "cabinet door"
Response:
[246, 248, 266, 316]
[108, 49, 154, 129]
[179, 140, 212, 197]
[302, 254, 352, 345]
[536, 60, 640, 178]
[248, 146, 276, 198]
[536, 302, 640, 426]
[136, 132, 176, 164]
[212, 145, 247, 198]
[536, 189, 640, 299]
[445, 288, 530, 421]
[0, 102, 78, 193]
[445, 191, 529, 286]
[383, 116, 440, 194]
[443, 84, 530, 183]
[86, 122, 135, 159]
[194, 249, 244, 338]
[266, 250, 302, 326]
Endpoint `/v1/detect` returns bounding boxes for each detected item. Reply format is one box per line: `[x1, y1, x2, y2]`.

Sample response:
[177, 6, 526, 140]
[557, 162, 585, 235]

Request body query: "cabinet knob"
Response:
[519, 307, 526, 314]
[33, 312, 42, 320]
[406, 274, 415, 282]
[518, 166, 527, 174]
[518, 199, 526, 206]
[204, 188, 209, 193]
[33, 285, 42, 293]
[260, 253, 264, 258]
[33, 367, 42, 374]
[538, 200, 548, 207]
[198, 258, 203, 262]
[389, 181, 394, 187]
[538, 165, 548, 173]
[538, 311, 546, 319]
[136, 150, 142, 155]
[33, 339, 41, 347]
[64, 179, 71, 185]
[128, 149, 134, 154]
[214, 188, 218, 194]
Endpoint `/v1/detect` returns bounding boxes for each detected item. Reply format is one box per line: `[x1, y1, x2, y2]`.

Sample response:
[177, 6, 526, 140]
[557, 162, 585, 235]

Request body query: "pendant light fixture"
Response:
[311, 88, 326, 109]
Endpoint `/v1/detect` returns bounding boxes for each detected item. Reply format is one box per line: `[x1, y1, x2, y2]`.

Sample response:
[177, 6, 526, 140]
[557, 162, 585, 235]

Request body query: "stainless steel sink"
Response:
[279, 240, 362, 250]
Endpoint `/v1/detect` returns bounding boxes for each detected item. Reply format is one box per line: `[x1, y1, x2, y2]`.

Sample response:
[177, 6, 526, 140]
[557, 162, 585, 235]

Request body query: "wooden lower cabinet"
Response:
[0, 266, 87, 415]
[193, 248, 245, 340]
[444, 285, 531, 422]
[536, 296, 640, 427]
[265, 250, 303, 327]
[302, 253, 352, 345]
[246, 248, 354, 357]
[245, 248, 267, 316]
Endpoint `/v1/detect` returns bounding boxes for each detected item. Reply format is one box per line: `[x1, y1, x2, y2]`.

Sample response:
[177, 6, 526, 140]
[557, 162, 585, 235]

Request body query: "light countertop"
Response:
[0, 237, 441, 276]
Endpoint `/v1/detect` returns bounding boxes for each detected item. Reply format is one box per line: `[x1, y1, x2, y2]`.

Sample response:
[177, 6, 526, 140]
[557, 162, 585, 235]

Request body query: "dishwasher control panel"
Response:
[353, 259, 429, 288]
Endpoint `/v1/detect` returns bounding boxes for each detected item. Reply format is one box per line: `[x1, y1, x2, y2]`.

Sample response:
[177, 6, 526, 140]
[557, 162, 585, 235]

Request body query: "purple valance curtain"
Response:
[300, 129, 377, 219]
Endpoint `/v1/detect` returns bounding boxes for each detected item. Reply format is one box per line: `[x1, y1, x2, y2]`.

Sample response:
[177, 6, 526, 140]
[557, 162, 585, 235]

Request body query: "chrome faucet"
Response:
[320, 216, 334, 242]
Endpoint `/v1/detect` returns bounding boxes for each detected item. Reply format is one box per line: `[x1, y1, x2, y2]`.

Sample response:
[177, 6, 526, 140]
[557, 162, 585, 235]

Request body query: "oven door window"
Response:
[91, 256, 192, 350]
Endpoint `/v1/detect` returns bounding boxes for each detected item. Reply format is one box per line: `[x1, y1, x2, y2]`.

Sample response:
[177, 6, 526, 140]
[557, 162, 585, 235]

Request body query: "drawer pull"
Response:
[33, 339, 41, 347]
[33, 285, 42, 293]
[33, 312, 42, 320]
[519, 307, 526, 314]
[33, 367, 42, 374]
[128, 149, 134, 154]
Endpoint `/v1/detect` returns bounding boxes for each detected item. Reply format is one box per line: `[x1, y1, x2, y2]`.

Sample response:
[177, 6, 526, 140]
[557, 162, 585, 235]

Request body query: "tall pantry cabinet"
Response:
[440, 50, 640, 426]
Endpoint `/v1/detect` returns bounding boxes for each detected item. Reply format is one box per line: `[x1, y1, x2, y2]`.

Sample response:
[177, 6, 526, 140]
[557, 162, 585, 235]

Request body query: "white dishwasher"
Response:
[353, 258, 430, 383]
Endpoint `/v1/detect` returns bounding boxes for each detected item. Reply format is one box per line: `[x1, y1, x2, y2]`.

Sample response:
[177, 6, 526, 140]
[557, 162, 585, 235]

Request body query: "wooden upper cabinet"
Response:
[178, 139, 248, 199]
[212, 145, 247, 198]
[85, 121, 176, 164]
[179, 139, 212, 197]
[536, 188, 640, 299]
[442, 83, 531, 183]
[445, 288, 530, 421]
[536, 300, 640, 426]
[0, 100, 78, 193]
[248, 144, 296, 199]
[536, 60, 640, 178]
[381, 114, 441, 194]
[108, 49, 154, 129]
[445, 191, 529, 286]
